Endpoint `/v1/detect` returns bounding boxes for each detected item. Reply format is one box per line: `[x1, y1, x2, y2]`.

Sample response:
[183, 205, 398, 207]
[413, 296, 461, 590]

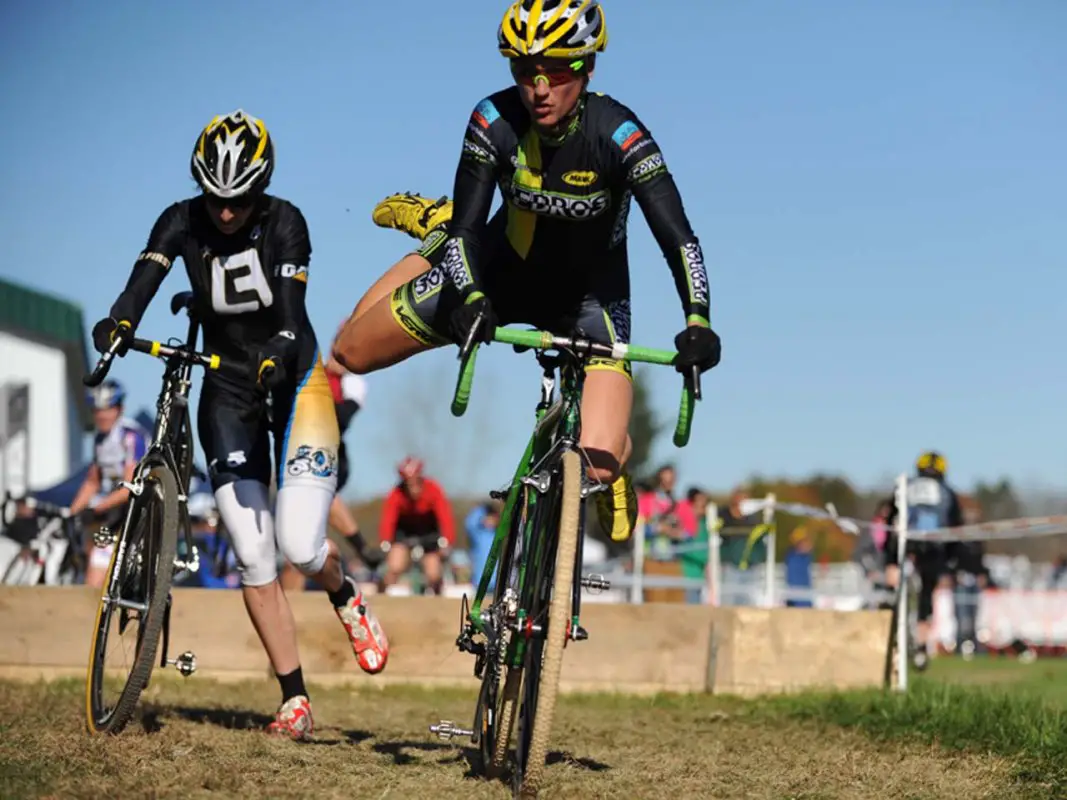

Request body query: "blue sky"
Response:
[2, 1, 1064, 499]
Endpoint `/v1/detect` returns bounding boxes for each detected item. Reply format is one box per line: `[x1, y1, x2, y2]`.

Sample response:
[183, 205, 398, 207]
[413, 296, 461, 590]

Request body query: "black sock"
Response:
[327, 576, 356, 608]
[277, 666, 307, 702]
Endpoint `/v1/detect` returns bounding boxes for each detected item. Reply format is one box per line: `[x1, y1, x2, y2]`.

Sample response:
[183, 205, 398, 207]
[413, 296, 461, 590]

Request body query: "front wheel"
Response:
[514, 448, 582, 798]
[85, 464, 179, 734]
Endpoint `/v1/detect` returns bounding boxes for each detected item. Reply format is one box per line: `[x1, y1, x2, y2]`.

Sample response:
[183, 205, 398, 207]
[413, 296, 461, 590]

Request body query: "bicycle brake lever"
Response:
[689, 365, 702, 401]
[458, 311, 485, 361]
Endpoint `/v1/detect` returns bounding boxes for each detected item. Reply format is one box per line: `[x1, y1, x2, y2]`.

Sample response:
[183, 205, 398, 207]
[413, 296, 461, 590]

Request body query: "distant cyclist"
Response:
[883, 450, 963, 670]
[89, 109, 388, 739]
[333, 0, 721, 546]
[68, 380, 149, 589]
[378, 457, 455, 595]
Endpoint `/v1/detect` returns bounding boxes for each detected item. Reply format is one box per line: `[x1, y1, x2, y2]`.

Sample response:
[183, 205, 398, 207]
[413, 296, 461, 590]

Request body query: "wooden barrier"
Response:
[0, 586, 891, 696]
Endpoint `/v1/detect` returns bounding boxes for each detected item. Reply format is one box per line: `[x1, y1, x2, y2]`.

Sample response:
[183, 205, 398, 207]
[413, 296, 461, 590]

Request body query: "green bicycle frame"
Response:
[452, 327, 696, 634]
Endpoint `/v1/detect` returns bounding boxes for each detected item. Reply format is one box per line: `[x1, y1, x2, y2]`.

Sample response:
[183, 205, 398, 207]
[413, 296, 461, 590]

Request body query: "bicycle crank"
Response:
[93, 527, 115, 548]
[429, 720, 474, 742]
[166, 650, 197, 677]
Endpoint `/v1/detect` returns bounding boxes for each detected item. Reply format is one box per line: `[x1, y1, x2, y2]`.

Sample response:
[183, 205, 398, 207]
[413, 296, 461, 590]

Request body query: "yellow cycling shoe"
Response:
[595, 472, 638, 542]
[371, 192, 453, 241]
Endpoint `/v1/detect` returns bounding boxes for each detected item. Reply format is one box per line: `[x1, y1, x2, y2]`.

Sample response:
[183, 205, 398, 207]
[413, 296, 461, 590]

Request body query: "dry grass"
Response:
[0, 676, 1034, 800]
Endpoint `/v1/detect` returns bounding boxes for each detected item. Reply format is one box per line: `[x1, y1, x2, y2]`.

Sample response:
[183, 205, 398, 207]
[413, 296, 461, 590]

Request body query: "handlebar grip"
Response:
[451, 343, 479, 417]
[673, 381, 695, 447]
[83, 354, 112, 387]
[83, 328, 132, 387]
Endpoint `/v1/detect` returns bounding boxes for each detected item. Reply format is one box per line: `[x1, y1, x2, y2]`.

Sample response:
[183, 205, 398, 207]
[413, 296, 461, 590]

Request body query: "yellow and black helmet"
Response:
[190, 109, 273, 199]
[498, 0, 608, 60]
[916, 450, 947, 479]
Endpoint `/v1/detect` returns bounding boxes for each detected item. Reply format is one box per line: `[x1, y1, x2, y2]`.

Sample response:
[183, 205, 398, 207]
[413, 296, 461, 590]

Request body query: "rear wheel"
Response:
[513, 449, 581, 798]
[85, 464, 179, 734]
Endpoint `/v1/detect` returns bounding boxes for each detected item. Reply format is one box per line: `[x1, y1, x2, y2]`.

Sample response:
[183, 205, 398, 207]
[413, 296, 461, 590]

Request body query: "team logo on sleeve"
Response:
[441, 238, 473, 291]
[471, 98, 501, 129]
[627, 153, 666, 184]
[681, 242, 709, 307]
[611, 120, 644, 151]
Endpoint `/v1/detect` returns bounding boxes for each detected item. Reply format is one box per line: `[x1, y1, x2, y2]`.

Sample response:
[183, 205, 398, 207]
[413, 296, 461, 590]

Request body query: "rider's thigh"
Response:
[579, 369, 634, 483]
[385, 543, 411, 576]
[198, 380, 273, 488]
[422, 551, 444, 583]
[351, 254, 432, 321]
[272, 356, 338, 575]
[215, 480, 277, 587]
[333, 259, 460, 374]
[334, 296, 432, 375]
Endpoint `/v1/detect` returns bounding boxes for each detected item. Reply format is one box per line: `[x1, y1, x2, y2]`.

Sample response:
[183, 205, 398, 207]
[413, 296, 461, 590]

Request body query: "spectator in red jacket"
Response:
[379, 456, 454, 595]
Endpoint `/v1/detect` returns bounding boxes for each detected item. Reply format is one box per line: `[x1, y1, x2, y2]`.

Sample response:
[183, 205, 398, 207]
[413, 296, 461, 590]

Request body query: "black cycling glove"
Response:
[91, 317, 133, 356]
[674, 325, 722, 374]
[256, 332, 297, 392]
[449, 292, 497, 347]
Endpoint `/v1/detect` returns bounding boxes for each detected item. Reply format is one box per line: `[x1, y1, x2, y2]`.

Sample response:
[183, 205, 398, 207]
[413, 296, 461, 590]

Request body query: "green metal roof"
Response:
[0, 277, 92, 430]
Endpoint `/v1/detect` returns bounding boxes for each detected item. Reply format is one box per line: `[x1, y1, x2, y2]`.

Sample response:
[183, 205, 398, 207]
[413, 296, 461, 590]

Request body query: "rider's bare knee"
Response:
[332, 327, 370, 375]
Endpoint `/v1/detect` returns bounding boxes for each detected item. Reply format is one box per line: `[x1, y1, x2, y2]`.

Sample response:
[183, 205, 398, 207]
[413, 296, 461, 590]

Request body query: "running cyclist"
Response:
[68, 380, 149, 589]
[377, 457, 456, 595]
[333, 0, 721, 543]
[89, 109, 388, 739]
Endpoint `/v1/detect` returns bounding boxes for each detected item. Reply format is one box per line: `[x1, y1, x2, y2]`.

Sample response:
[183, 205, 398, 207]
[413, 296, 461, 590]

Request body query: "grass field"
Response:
[2, 658, 1065, 799]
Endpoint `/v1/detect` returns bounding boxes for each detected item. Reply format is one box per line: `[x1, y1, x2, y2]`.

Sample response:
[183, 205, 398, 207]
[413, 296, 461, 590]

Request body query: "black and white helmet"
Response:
[190, 109, 274, 200]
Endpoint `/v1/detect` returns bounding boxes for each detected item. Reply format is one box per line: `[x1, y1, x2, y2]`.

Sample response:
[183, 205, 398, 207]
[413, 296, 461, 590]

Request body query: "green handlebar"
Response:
[451, 343, 480, 417]
[451, 327, 699, 445]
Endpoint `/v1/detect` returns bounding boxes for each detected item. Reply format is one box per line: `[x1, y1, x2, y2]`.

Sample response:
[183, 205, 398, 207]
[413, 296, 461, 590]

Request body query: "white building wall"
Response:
[0, 331, 71, 491]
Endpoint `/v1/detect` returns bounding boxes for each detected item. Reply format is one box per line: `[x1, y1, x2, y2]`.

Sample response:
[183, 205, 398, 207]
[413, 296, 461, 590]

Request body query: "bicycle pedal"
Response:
[429, 720, 473, 741]
[565, 622, 588, 643]
[93, 528, 115, 548]
[166, 650, 197, 677]
[580, 574, 610, 593]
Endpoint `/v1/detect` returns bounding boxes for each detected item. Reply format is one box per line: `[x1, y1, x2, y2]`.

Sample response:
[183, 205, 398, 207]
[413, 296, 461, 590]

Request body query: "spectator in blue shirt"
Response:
[785, 526, 814, 608]
[466, 499, 503, 590]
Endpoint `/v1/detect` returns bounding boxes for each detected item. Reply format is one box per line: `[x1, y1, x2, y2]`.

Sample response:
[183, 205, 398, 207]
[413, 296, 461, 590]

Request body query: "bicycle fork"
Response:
[431, 467, 613, 744]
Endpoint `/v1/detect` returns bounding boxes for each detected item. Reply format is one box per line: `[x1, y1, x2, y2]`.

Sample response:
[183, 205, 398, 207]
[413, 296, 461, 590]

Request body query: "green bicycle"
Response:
[430, 325, 699, 798]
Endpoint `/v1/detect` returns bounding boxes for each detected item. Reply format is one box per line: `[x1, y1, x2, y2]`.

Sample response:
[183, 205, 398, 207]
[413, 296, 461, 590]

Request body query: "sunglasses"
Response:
[510, 58, 587, 87]
[205, 192, 259, 211]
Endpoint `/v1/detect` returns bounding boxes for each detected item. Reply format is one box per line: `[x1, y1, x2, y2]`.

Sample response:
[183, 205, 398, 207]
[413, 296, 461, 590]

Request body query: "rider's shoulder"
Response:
[584, 92, 653, 143]
[117, 416, 150, 440]
[148, 198, 194, 238]
[263, 194, 305, 221]
[263, 195, 309, 235]
[468, 87, 525, 130]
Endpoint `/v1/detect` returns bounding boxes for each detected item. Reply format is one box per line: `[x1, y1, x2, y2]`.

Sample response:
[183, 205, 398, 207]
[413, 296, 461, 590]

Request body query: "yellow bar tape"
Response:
[739, 523, 774, 571]
[150, 341, 161, 357]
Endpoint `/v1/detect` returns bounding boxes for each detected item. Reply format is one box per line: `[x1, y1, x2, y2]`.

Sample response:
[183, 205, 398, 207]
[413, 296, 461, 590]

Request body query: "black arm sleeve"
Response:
[439, 99, 502, 297]
[615, 113, 711, 322]
[265, 202, 312, 363]
[109, 203, 186, 328]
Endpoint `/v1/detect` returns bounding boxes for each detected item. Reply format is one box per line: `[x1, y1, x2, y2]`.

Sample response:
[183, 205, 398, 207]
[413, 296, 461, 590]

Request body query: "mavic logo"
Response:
[562, 170, 597, 187]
